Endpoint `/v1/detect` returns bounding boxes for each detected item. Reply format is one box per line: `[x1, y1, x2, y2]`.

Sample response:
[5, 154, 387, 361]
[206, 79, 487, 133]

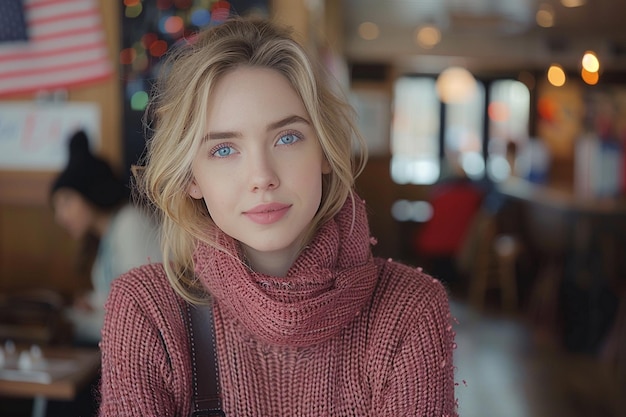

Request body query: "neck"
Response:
[241, 244, 300, 277]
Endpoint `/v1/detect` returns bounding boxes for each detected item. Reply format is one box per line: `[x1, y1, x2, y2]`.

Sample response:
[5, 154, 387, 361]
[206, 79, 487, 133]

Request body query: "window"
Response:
[487, 79, 531, 182]
[390, 75, 530, 185]
[390, 77, 440, 185]
[444, 82, 485, 180]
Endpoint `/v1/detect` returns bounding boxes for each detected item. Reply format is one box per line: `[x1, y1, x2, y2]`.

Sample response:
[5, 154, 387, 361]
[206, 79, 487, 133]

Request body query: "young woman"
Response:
[50, 130, 161, 346]
[98, 17, 457, 416]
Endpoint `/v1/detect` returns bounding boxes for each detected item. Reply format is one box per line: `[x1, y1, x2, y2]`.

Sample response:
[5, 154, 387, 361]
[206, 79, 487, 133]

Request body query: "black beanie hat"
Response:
[51, 130, 129, 208]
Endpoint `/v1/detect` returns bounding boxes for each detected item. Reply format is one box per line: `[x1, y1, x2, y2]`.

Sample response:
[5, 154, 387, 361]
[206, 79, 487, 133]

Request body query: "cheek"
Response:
[295, 156, 326, 188]
[66, 204, 93, 235]
[196, 181, 230, 219]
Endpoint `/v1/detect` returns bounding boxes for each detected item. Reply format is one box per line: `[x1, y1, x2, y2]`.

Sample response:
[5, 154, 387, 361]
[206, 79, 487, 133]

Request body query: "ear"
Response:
[322, 157, 332, 175]
[187, 180, 203, 199]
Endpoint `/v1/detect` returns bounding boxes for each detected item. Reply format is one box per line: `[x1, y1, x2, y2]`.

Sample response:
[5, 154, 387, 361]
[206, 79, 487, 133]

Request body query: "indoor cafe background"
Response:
[0, 1, 624, 416]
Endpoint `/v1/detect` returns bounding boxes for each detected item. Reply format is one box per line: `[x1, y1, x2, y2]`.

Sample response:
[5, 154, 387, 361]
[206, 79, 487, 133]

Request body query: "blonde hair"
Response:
[139, 17, 367, 302]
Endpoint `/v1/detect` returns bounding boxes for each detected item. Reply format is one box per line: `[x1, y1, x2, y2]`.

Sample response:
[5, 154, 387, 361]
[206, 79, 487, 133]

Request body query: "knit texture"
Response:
[193, 195, 379, 347]
[98, 197, 458, 417]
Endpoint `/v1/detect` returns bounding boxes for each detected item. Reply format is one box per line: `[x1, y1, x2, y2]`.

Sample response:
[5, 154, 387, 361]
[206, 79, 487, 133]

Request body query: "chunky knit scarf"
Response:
[193, 195, 379, 347]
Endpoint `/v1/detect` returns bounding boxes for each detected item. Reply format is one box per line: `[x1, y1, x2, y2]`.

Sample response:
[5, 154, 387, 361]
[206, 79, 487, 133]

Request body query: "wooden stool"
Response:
[465, 210, 522, 312]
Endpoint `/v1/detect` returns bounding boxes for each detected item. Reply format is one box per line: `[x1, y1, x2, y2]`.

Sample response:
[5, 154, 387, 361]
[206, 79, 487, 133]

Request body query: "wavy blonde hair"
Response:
[139, 17, 367, 302]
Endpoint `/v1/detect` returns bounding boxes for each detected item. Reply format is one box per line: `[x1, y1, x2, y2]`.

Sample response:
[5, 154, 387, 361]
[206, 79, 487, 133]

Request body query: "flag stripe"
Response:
[0, 32, 105, 62]
[0, 47, 108, 77]
[0, 63, 111, 97]
[0, 0, 112, 97]
[30, 16, 103, 40]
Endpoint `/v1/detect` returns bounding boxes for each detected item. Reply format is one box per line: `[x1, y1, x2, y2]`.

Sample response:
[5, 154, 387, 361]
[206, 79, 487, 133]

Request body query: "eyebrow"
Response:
[267, 115, 310, 131]
[204, 115, 310, 141]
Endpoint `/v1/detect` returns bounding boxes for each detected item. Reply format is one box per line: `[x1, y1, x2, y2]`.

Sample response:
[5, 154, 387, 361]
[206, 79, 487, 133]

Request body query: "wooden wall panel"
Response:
[0, 205, 88, 296]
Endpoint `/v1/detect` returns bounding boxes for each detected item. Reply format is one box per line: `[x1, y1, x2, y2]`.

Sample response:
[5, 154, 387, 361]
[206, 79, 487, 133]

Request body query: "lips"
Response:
[243, 202, 291, 225]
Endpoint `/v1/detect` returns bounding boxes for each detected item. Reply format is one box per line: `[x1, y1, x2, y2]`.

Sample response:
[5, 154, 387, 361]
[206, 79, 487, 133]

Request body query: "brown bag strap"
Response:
[187, 302, 225, 417]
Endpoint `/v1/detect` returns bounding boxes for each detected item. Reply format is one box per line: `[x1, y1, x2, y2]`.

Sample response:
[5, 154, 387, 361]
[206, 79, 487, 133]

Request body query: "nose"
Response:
[248, 151, 279, 192]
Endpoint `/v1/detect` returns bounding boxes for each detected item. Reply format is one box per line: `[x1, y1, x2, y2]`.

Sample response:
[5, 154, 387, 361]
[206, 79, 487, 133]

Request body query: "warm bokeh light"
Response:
[547, 64, 566, 87]
[436, 66, 478, 103]
[537, 97, 557, 121]
[358, 22, 380, 41]
[164, 16, 184, 36]
[536, 4, 554, 27]
[488, 102, 510, 122]
[582, 51, 600, 73]
[211, 1, 231, 21]
[561, 0, 586, 7]
[124, 0, 140, 6]
[581, 67, 599, 85]
[142, 33, 158, 49]
[149, 40, 168, 57]
[119, 48, 136, 65]
[415, 25, 441, 49]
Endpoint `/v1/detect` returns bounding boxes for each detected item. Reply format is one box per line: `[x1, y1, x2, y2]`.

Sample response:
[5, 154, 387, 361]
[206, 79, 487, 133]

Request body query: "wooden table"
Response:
[0, 345, 100, 417]
[497, 177, 626, 353]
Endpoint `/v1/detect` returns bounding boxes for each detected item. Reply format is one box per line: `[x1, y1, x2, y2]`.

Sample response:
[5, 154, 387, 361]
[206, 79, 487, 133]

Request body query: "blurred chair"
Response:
[0, 288, 71, 345]
[458, 207, 523, 313]
[412, 179, 484, 286]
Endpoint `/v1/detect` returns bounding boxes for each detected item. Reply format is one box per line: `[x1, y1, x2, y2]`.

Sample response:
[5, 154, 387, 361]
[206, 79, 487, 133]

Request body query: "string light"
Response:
[582, 51, 600, 73]
[547, 64, 566, 87]
[581, 68, 599, 85]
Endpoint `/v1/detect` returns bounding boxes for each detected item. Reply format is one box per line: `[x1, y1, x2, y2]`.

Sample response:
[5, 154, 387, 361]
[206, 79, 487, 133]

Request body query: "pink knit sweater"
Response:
[98, 197, 457, 416]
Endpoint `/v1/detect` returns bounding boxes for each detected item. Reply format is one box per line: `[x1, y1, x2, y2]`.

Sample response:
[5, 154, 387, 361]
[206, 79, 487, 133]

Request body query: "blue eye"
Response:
[277, 132, 301, 145]
[212, 145, 236, 157]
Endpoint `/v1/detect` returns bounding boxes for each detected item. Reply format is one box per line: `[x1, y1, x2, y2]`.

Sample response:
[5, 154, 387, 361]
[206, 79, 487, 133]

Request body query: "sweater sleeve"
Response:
[98, 267, 190, 417]
[375, 276, 458, 417]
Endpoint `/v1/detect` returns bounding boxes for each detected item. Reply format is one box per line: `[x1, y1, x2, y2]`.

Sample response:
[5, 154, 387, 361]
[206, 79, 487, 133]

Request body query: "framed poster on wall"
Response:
[0, 102, 100, 170]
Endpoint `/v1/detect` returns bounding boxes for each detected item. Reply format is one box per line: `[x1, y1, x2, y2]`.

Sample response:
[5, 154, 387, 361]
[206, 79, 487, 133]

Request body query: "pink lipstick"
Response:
[243, 203, 291, 225]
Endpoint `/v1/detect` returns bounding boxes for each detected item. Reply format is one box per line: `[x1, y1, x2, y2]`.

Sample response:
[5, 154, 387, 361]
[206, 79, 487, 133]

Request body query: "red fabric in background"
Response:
[414, 181, 484, 257]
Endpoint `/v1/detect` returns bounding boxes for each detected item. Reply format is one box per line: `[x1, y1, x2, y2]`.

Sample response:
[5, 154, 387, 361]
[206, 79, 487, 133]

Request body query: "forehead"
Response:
[205, 67, 308, 130]
[51, 187, 87, 209]
[53, 187, 81, 200]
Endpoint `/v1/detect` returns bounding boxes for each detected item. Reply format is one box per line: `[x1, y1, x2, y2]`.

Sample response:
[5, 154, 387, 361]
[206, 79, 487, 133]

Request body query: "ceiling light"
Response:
[561, 0, 586, 7]
[581, 68, 599, 85]
[436, 67, 477, 103]
[547, 64, 566, 87]
[358, 22, 379, 41]
[536, 4, 554, 28]
[414, 25, 441, 49]
[582, 51, 600, 73]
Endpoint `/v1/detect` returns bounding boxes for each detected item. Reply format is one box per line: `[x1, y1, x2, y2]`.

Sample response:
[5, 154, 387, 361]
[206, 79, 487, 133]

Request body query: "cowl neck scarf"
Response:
[193, 195, 379, 347]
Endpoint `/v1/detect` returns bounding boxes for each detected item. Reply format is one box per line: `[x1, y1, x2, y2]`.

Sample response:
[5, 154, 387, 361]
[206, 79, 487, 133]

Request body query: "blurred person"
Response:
[50, 129, 161, 346]
[98, 17, 457, 416]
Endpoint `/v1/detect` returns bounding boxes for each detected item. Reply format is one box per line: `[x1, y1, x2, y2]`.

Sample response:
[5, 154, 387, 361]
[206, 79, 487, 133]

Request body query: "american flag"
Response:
[0, 0, 112, 97]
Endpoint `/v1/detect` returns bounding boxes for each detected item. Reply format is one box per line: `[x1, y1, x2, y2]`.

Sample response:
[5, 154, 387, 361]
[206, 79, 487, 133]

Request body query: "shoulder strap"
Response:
[188, 302, 225, 417]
